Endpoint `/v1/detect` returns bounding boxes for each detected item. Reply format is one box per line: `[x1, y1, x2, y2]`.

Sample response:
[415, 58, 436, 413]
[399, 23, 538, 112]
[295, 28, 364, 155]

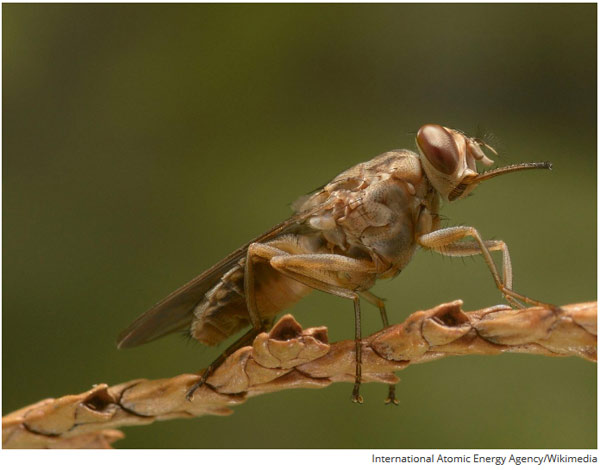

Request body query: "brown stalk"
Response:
[2, 300, 596, 449]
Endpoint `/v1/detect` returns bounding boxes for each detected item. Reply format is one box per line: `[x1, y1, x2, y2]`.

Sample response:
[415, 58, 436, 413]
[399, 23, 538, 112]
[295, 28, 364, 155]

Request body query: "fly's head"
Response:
[415, 123, 551, 201]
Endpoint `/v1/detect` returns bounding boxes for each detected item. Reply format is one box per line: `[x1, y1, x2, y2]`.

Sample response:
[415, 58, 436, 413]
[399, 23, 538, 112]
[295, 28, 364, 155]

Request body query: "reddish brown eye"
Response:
[416, 124, 459, 175]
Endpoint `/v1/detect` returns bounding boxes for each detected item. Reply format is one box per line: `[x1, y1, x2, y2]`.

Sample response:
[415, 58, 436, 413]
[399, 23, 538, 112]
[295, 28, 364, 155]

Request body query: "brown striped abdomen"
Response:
[190, 259, 312, 345]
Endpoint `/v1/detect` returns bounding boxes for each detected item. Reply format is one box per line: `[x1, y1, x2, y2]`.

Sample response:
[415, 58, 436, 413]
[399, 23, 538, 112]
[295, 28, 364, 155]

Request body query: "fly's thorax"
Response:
[327, 149, 424, 191]
[299, 149, 434, 271]
[311, 180, 424, 272]
[308, 214, 348, 250]
[294, 150, 423, 214]
[353, 177, 422, 270]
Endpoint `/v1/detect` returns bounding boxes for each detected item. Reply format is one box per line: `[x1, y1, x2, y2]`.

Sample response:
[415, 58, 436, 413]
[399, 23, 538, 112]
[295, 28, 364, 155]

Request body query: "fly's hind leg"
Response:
[360, 291, 398, 405]
[188, 242, 380, 403]
[186, 243, 287, 400]
[186, 326, 259, 400]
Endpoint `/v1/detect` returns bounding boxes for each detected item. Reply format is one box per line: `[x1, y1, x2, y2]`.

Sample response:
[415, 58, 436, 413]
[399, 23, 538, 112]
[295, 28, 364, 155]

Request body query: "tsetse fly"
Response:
[117, 124, 552, 404]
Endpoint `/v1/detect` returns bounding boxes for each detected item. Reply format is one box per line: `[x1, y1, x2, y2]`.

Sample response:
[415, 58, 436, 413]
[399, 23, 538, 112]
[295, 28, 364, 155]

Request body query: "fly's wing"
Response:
[116, 200, 328, 349]
[117, 247, 247, 348]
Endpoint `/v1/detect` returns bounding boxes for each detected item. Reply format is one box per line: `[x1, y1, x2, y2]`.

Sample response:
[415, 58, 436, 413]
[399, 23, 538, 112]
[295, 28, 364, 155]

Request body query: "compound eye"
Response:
[416, 124, 459, 175]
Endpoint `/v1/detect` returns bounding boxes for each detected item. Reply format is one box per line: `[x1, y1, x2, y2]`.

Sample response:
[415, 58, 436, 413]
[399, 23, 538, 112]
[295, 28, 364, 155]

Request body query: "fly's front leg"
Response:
[268, 253, 379, 404]
[418, 226, 548, 308]
[360, 291, 398, 405]
[427, 239, 514, 291]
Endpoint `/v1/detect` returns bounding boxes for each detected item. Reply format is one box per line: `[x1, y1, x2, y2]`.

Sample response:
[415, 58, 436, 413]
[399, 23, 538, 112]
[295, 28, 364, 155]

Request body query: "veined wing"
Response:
[116, 198, 329, 349]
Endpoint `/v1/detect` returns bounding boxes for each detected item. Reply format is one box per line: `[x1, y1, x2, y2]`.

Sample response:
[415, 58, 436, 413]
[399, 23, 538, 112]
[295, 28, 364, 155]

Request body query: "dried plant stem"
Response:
[3, 300, 596, 449]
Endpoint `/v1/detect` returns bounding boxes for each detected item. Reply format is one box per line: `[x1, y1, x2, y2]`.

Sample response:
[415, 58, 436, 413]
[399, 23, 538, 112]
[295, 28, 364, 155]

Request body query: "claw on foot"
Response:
[186, 370, 210, 401]
[385, 386, 399, 406]
[185, 382, 202, 401]
[352, 394, 364, 404]
[501, 287, 555, 310]
[352, 382, 363, 404]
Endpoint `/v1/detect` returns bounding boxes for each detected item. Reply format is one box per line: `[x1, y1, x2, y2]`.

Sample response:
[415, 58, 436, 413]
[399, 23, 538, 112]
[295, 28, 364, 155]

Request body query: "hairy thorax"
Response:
[297, 150, 439, 278]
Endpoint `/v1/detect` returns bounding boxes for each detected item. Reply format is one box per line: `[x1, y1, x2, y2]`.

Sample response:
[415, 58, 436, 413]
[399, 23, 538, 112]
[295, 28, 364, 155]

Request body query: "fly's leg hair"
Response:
[360, 291, 399, 405]
[418, 226, 552, 308]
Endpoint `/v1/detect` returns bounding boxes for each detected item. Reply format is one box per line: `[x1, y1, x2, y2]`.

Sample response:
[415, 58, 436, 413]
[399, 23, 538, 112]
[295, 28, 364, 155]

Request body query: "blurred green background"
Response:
[3, 4, 596, 449]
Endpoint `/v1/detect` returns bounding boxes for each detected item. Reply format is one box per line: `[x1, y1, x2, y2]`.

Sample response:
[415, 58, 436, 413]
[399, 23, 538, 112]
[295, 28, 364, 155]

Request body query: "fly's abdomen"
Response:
[190, 258, 312, 345]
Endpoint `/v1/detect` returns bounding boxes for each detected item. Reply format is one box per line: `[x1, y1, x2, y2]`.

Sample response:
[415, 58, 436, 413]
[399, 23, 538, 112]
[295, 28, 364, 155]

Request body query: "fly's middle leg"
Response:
[267, 252, 380, 404]
[360, 291, 399, 405]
